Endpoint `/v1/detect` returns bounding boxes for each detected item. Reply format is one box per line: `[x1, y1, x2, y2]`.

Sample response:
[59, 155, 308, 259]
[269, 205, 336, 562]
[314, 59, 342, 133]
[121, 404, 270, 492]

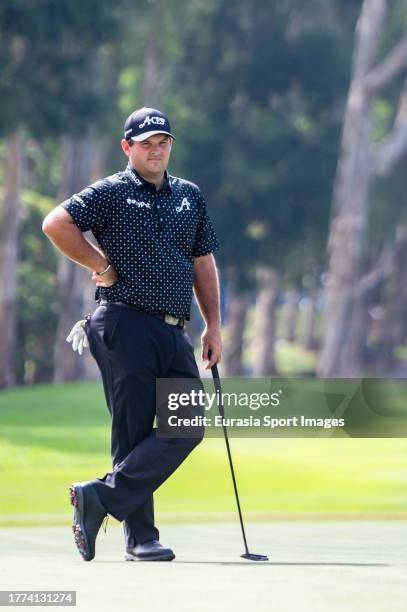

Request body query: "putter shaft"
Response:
[209, 353, 268, 562]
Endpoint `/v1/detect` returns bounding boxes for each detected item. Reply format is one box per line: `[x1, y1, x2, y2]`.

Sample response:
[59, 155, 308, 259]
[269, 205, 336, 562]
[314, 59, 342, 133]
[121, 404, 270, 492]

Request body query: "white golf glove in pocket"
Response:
[66, 319, 89, 355]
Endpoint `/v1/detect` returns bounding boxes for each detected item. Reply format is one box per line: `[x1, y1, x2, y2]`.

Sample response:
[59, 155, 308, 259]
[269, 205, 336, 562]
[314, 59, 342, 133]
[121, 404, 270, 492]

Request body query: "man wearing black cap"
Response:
[42, 107, 222, 562]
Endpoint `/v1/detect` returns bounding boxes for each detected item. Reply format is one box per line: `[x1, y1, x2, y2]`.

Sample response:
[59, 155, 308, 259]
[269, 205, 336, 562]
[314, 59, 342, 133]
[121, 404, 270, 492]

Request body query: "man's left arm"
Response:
[193, 253, 222, 369]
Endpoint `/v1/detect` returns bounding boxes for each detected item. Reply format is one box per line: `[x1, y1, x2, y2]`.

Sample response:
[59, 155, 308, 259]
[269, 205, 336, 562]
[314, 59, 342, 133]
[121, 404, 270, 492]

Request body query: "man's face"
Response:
[121, 133, 172, 178]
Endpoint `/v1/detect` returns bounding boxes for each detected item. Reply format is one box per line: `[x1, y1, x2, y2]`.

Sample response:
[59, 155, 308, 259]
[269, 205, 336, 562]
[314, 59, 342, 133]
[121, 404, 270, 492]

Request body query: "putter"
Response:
[208, 350, 268, 562]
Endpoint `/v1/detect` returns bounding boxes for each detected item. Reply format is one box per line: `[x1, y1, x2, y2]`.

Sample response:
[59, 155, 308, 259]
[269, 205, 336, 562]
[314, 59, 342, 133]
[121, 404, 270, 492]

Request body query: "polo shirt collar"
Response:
[126, 163, 172, 193]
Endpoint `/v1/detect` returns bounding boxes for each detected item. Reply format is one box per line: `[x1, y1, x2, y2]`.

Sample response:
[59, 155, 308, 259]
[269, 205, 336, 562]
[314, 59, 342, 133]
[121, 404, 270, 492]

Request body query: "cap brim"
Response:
[130, 130, 174, 142]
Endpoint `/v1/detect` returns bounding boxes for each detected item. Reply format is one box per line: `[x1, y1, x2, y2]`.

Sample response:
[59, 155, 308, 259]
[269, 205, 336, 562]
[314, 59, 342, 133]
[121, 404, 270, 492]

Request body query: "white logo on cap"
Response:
[138, 115, 166, 129]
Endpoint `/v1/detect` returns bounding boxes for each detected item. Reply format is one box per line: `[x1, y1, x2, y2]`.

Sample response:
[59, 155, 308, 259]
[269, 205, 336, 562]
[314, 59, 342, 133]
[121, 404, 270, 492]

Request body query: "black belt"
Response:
[99, 300, 185, 328]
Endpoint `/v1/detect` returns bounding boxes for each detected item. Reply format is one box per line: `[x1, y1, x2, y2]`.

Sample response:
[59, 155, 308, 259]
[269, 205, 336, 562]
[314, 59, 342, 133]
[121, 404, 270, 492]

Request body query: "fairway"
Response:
[1, 382, 407, 524]
[1, 521, 406, 611]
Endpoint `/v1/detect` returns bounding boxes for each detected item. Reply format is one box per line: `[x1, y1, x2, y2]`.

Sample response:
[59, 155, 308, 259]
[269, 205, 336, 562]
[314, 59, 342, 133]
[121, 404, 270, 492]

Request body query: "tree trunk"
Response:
[284, 288, 299, 343]
[252, 268, 279, 376]
[303, 288, 320, 351]
[53, 135, 94, 383]
[0, 131, 23, 388]
[372, 223, 407, 372]
[318, 0, 402, 376]
[346, 280, 371, 373]
[223, 289, 249, 376]
[387, 223, 407, 348]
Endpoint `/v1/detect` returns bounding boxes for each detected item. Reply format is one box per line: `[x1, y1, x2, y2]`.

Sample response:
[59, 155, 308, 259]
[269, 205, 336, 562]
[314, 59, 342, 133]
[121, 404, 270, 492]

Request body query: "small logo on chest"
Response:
[127, 198, 151, 209]
[176, 197, 191, 213]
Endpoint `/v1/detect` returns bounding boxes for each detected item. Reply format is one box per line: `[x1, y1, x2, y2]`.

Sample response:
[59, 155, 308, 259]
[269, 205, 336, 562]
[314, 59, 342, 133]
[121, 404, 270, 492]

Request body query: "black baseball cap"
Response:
[124, 107, 174, 142]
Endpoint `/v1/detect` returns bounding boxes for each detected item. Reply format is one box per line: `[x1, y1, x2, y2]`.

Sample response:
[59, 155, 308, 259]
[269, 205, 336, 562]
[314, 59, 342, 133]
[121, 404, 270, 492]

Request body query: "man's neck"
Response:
[131, 164, 165, 191]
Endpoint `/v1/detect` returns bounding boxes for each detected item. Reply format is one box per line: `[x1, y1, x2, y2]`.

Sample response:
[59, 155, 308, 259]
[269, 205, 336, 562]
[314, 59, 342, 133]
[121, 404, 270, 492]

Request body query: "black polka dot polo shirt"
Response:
[61, 163, 220, 320]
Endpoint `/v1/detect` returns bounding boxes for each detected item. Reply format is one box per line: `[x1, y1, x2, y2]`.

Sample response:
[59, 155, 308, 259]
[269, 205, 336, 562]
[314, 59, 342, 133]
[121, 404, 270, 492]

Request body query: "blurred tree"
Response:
[1, 0, 378, 384]
[46, 3, 125, 382]
[0, 0, 128, 384]
[366, 156, 407, 372]
[53, 136, 94, 382]
[318, 0, 407, 376]
[0, 131, 23, 387]
[283, 288, 300, 343]
[15, 187, 59, 384]
[222, 287, 250, 375]
[252, 268, 280, 375]
[0, 0, 29, 387]
[164, 0, 358, 373]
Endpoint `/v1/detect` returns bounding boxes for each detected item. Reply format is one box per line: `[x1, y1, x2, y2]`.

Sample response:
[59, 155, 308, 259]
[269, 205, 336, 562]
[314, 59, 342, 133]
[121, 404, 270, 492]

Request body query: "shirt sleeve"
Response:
[61, 180, 112, 233]
[192, 192, 220, 257]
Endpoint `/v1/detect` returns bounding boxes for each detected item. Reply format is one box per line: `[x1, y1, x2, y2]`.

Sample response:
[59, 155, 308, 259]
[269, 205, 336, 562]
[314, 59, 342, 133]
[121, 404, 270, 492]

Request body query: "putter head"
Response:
[241, 553, 269, 561]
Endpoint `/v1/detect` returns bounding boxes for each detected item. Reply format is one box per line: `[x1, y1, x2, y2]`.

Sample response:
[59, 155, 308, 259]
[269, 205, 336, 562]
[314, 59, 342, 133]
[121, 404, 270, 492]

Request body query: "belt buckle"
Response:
[164, 314, 179, 326]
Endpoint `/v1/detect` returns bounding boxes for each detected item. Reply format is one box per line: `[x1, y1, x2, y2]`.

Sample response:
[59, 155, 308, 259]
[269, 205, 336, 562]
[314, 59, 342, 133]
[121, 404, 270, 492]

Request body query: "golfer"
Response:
[42, 107, 222, 562]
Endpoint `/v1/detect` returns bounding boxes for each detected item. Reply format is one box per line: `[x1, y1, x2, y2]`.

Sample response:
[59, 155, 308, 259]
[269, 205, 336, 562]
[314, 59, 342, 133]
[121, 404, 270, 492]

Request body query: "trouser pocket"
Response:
[101, 305, 122, 349]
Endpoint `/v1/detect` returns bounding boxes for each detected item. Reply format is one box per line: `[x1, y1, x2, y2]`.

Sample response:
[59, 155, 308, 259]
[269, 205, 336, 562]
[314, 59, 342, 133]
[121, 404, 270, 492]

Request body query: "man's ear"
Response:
[121, 139, 131, 157]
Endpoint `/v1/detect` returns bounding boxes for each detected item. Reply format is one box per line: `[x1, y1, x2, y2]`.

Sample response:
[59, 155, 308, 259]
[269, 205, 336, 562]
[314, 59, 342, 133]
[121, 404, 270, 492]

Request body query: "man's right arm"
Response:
[42, 206, 118, 287]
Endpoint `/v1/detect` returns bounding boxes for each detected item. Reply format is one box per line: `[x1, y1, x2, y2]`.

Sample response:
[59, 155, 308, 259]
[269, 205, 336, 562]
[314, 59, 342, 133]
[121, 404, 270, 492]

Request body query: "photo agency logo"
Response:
[155, 378, 407, 439]
[166, 388, 282, 411]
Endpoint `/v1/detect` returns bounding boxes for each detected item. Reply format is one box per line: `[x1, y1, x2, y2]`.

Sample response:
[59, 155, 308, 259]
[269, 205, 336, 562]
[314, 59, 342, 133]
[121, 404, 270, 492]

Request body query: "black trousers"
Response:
[85, 302, 203, 548]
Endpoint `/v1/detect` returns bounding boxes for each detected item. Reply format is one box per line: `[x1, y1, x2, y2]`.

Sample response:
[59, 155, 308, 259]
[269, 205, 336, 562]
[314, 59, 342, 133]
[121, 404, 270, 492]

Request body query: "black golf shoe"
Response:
[69, 481, 107, 562]
[125, 540, 175, 562]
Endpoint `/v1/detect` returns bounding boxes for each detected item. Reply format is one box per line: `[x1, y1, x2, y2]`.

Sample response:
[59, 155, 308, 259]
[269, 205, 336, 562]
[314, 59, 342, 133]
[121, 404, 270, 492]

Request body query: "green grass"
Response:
[274, 339, 316, 374]
[1, 382, 407, 525]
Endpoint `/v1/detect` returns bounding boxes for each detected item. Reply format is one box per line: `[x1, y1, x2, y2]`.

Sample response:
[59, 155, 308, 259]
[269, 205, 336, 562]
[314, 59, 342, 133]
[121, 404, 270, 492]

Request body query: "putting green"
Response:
[1, 522, 406, 611]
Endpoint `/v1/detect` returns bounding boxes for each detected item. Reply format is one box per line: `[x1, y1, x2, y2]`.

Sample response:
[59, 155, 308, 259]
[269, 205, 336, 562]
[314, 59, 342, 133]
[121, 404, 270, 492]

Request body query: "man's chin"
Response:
[147, 164, 165, 174]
